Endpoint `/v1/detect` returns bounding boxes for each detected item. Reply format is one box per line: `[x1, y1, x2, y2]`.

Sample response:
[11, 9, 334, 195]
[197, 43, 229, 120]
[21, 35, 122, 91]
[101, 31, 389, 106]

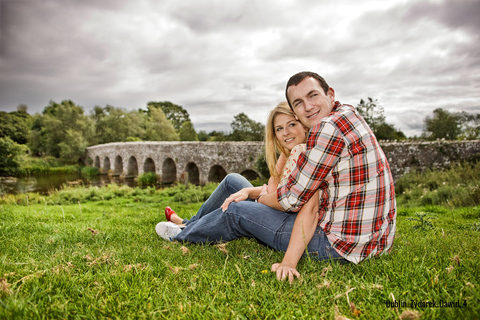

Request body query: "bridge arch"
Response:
[185, 162, 200, 185]
[241, 169, 260, 181]
[94, 156, 100, 168]
[208, 165, 227, 183]
[127, 156, 139, 176]
[162, 158, 176, 184]
[143, 157, 155, 173]
[114, 156, 123, 175]
[103, 157, 110, 173]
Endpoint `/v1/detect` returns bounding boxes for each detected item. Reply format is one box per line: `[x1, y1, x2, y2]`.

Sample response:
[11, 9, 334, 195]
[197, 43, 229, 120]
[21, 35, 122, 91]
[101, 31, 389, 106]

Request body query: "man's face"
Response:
[287, 77, 335, 129]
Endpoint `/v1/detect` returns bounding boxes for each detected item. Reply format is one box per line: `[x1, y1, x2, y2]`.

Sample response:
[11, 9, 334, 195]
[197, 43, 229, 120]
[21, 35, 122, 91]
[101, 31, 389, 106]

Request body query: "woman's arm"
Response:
[221, 152, 289, 211]
[271, 190, 319, 284]
[220, 186, 264, 212]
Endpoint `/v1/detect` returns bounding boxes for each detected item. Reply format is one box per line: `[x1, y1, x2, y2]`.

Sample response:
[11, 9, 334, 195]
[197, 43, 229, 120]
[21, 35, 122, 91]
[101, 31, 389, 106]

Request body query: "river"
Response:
[0, 174, 138, 196]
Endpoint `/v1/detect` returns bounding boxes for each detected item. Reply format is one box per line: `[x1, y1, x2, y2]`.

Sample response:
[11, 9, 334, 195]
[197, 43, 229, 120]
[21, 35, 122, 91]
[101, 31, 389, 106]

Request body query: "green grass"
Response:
[1, 175, 479, 318]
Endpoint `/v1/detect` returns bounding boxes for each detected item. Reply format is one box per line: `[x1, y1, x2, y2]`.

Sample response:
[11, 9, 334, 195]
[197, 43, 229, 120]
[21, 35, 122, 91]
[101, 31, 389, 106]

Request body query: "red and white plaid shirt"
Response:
[277, 102, 396, 264]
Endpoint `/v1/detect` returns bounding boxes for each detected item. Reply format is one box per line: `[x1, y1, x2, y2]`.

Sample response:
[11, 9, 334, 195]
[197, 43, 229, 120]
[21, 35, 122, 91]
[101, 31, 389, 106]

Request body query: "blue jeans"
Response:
[182, 173, 254, 226]
[175, 173, 344, 262]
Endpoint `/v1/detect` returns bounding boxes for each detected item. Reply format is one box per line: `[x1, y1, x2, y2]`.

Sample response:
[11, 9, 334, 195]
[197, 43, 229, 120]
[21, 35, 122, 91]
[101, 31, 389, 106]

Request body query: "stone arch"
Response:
[185, 162, 200, 185]
[208, 165, 227, 183]
[114, 156, 123, 175]
[127, 156, 139, 176]
[94, 156, 100, 168]
[103, 157, 111, 173]
[162, 158, 176, 184]
[240, 169, 260, 181]
[143, 157, 155, 173]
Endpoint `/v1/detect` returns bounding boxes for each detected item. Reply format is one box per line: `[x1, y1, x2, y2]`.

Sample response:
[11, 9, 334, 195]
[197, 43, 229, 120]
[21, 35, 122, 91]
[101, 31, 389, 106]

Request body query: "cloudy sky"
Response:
[1, 0, 479, 137]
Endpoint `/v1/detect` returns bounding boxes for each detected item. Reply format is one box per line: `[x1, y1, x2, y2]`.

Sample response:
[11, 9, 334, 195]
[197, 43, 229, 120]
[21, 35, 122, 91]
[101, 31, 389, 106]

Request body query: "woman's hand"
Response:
[221, 189, 250, 212]
[271, 262, 300, 284]
[258, 184, 268, 197]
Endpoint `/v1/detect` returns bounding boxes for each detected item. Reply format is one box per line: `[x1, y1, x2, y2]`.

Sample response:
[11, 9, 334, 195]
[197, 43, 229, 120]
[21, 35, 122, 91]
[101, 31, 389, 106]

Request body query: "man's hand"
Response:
[271, 262, 300, 284]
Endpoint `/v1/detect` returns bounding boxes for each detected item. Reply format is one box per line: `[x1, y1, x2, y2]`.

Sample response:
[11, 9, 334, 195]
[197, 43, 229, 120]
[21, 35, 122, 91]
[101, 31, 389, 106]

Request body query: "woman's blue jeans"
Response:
[175, 173, 343, 262]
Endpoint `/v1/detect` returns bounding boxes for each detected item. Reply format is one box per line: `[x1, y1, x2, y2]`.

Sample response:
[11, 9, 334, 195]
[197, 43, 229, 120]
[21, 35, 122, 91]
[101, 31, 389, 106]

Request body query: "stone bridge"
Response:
[84, 141, 265, 185]
[85, 140, 480, 185]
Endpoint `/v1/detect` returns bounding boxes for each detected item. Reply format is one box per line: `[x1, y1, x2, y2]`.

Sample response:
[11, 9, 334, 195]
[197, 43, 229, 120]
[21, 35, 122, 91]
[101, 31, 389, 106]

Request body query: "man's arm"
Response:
[277, 122, 344, 212]
[271, 191, 319, 283]
[257, 191, 283, 211]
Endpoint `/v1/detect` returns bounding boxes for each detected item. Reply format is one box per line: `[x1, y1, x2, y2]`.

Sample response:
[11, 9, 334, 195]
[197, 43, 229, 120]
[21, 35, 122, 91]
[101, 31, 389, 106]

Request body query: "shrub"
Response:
[81, 166, 100, 177]
[138, 172, 157, 187]
[0, 137, 25, 176]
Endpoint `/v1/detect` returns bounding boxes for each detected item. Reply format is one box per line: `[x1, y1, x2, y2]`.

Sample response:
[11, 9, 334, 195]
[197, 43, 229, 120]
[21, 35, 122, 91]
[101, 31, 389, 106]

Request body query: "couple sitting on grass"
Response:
[156, 71, 397, 283]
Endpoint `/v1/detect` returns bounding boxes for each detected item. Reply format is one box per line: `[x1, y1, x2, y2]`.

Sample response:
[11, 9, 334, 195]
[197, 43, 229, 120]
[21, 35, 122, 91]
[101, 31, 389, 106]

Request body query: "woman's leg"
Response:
[175, 200, 344, 262]
[183, 173, 253, 225]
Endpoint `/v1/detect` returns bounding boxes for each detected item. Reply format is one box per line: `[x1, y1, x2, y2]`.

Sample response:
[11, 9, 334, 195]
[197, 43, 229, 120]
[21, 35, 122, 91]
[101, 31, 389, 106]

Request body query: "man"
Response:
[258, 71, 396, 279]
[157, 71, 396, 283]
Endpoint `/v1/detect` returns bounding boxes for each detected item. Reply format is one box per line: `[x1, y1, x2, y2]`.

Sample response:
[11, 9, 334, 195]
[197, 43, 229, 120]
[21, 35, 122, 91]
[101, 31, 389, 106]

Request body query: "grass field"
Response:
[1, 165, 479, 319]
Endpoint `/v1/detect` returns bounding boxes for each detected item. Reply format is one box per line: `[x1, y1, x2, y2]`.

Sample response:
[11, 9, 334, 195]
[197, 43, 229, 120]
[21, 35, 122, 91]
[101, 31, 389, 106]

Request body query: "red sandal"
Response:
[165, 207, 176, 222]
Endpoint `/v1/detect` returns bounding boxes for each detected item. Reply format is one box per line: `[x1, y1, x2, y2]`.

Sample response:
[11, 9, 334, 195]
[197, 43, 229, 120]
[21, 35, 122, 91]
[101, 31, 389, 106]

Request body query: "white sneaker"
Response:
[155, 222, 182, 241]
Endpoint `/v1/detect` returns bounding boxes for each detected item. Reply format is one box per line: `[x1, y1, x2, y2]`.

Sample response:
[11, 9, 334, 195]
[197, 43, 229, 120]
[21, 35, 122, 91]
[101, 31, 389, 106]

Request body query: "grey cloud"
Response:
[404, 0, 480, 34]
[1, 0, 479, 137]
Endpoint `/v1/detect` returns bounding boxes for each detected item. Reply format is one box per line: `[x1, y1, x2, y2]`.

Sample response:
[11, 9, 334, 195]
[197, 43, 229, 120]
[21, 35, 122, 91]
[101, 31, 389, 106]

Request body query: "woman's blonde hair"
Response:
[265, 102, 306, 179]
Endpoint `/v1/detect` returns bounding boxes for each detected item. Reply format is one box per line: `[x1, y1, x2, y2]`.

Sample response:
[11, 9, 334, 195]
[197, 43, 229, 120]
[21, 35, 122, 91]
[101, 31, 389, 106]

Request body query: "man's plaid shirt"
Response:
[277, 102, 396, 264]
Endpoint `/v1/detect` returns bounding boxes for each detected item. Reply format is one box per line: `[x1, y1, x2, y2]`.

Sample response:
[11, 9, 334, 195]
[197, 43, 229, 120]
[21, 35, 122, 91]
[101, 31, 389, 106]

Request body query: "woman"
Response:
[156, 102, 343, 282]
[161, 101, 307, 228]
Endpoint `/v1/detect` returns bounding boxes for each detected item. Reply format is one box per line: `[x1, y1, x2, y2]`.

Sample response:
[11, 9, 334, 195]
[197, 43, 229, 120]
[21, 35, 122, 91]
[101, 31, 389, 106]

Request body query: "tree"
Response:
[93, 105, 145, 144]
[230, 112, 264, 141]
[423, 108, 462, 140]
[58, 129, 88, 164]
[0, 110, 31, 144]
[179, 121, 198, 141]
[458, 112, 480, 140]
[356, 98, 406, 140]
[375, 123, 407, 141]
[144, 107, 179, 141]
[197, 130, 210, 141]
[27, 114, 47, 156]
[147, 101, 191, 132]
[0, 137, 25, 176]
[28, 100, 95, 162]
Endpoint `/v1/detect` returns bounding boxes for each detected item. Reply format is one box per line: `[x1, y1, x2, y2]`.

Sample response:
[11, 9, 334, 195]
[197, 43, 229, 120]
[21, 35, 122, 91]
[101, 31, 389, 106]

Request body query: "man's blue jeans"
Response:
[175, 173, 343, 262]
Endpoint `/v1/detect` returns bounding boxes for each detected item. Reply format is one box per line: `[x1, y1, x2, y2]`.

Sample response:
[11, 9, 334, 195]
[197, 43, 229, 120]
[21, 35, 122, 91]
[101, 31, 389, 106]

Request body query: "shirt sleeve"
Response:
[279, 144, 306, 186]
[277, 121, 345, 212]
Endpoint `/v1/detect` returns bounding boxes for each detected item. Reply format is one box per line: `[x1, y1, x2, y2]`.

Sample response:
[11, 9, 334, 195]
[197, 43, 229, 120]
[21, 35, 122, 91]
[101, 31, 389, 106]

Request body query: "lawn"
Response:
[1, 171, 479, 319]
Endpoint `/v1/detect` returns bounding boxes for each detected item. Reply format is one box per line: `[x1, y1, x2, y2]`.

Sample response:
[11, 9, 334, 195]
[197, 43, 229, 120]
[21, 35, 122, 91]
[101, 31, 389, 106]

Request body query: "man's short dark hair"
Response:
[285, 71, 330, 108]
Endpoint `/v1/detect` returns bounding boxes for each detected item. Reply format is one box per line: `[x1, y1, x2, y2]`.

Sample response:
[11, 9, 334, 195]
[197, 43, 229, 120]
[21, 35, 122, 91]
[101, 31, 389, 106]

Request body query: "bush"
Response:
[81, 166, 100, 177]
[18, 156, 80, 176]
[138, 172, 157, 187]
[0, 137, 25, 176]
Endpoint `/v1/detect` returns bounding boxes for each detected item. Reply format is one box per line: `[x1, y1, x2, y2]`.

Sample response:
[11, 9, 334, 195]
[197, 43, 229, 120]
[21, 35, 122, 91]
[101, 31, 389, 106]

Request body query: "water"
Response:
[0, 174, 138, 195]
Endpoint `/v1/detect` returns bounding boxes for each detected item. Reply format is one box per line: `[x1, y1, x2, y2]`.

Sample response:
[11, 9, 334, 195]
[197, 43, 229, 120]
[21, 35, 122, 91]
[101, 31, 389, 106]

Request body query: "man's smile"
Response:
[306, 111, 319, 119]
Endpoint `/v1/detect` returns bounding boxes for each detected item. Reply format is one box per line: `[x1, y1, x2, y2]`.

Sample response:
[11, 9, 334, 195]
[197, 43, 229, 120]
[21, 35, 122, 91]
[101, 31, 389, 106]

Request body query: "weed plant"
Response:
[1, 168, 479, 319]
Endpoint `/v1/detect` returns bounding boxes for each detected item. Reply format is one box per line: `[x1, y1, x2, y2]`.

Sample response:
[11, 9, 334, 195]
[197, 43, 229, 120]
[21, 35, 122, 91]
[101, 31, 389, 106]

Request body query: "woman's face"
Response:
[273, 113, 307, 151]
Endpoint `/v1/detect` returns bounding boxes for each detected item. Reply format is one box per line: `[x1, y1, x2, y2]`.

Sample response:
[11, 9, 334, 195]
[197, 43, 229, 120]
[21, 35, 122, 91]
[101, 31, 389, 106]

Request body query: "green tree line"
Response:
[0, 100, 264, 175]
[1, 98, 479, 176]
